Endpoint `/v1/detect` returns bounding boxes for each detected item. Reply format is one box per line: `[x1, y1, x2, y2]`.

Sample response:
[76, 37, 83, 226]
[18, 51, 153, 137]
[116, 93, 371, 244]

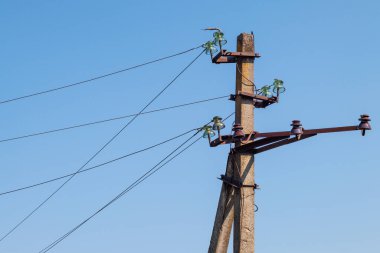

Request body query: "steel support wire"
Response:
[39, 131, 202, 253]
[0, 128, 196, 196]
[0, 95, 229, 144]
[38, 113, 234, 253]
[0, 45, 202, 105]
[0, 48, 205, 243]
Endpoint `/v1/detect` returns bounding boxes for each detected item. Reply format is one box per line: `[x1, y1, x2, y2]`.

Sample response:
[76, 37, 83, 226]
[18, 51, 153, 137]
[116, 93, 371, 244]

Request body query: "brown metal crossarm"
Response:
[212, 49, 261, 64]
[210, 125, 363, 154]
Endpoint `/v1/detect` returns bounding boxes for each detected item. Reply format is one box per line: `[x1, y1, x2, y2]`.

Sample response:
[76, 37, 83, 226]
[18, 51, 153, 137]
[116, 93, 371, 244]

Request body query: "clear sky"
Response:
[0, 1, 379, 252]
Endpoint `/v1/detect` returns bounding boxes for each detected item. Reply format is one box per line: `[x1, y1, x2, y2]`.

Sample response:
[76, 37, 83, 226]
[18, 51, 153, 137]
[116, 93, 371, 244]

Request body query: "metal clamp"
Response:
[218, 175, 260, 189]
[229, 91, 278, 108]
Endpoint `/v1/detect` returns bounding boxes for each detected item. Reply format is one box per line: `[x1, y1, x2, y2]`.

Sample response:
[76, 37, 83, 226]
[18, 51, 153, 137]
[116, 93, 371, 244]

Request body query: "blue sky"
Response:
[0, 1, 379, 252]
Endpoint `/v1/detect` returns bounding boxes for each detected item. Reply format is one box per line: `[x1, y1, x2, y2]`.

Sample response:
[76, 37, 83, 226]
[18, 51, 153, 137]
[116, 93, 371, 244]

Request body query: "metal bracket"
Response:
[212, 50, 261, 64]
[238, 134, 317, 154]
[218, 175, 259, 189]
[234, 136, 290, 153]
[229, 91, 278, 108]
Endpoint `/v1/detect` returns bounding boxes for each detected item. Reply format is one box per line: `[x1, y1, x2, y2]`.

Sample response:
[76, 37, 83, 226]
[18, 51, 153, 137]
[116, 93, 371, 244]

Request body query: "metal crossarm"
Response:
[212, 49, 261, 64]
[210, 121, 369, 150]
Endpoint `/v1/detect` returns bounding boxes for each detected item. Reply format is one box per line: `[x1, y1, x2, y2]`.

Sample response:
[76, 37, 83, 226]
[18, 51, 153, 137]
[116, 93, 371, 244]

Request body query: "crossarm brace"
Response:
[256, 134, 315, 154]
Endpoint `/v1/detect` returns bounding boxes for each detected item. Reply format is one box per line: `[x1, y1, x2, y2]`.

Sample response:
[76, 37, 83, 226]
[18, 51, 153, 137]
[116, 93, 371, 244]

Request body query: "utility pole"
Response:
[233, 33, 255, 253]
[204, 31, 371, 253]
[208, 33, 256, 253]
[208, 155, 234, 253]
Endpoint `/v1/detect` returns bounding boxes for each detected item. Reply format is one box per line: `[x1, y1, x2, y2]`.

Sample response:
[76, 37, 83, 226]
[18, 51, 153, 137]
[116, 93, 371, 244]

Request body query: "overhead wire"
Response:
[0, 95, 229, 144]
[39, 132, 202, 253]
[0, 128, 198, 196]
[236, 63, 286, 96]
[0, 45, 203, 105]
[38, 112, 234, 253]
[236, 63, 257, 91]
[0, 47, 206, 243]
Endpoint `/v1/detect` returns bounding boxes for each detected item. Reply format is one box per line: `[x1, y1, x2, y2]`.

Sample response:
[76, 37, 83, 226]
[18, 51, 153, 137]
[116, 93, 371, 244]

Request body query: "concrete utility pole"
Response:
[206, 31, 371, 253]
[208, 155, 235, 253]
[233, 33, 255, 253]
[208, 33, 256, 253]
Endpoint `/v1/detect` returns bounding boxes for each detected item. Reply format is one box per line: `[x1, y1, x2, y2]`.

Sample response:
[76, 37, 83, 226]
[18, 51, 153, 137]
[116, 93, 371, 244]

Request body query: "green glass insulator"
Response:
[272, 79, 285, 93]
[202, 41, 217, 55]
[260, 85, 272, 97]
[213, 31, 227, 46]
[202, 126, 216, 138]
[212, 116, 225, 130]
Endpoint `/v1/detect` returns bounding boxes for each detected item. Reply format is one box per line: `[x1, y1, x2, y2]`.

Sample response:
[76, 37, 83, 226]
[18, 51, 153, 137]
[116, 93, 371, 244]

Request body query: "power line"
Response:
[0, 48, 205, 243]
[40, 130, 202, 253]
[0, 128, 197, 197]
[37, 113, 234, 253]
[0, 45, 202, 105]
[0, 95, 229, 144]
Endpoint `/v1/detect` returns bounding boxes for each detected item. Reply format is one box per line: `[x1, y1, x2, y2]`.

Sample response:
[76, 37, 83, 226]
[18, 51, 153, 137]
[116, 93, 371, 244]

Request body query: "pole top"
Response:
[237, 33, 254, 54]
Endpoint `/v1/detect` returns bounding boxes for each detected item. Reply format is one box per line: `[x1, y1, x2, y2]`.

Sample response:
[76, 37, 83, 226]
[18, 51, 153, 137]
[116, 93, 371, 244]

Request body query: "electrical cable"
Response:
[236, 63, 258, 91]
[39, 130, 203, 253]
[0, 128, 197, 197]
[0, 48, 205, 243]
[0, 45, 203, 105]
[236, 64, 286, 96]
[38, 112, 234, 253]
[0, 95, 229, 144]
